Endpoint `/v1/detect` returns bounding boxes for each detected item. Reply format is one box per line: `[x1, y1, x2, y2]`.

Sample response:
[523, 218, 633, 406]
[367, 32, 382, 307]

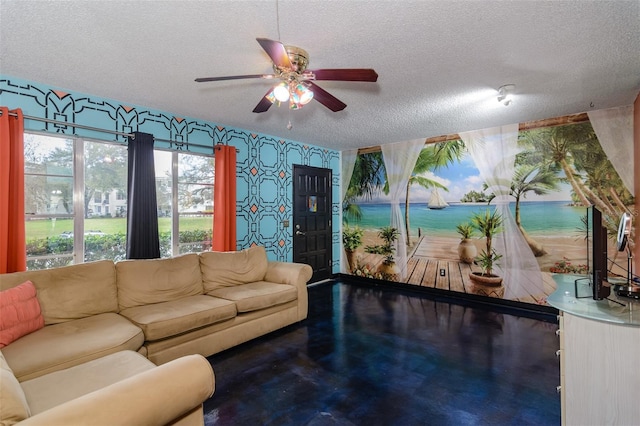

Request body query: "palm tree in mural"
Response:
[510, 163, 559, 256]
[586, 159, 620, 216]
[521, 123, 613, 214]
[343, 151, 386, 224]
[580, 152, 636, 257]
[573, 140, 634, 220]
[519, 122, 636, 257]
[404, 140, 465, 244]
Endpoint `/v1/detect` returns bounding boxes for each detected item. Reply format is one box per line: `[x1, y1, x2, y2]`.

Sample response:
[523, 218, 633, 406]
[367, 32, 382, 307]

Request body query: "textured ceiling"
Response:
[1, 0, 639, 151]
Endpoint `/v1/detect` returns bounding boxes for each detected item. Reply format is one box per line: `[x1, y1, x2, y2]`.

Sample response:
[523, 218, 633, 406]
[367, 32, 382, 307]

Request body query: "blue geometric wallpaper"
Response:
[0, 76, 341, 272]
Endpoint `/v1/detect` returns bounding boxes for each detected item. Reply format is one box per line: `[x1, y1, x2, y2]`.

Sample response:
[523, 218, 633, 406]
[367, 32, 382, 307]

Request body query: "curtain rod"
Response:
[0, 110, 237, 152]
[356, 112, 591, 154]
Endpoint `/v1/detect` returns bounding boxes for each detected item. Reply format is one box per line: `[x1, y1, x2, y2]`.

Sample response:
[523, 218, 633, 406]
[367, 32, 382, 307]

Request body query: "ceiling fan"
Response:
[195, 38, 378, 113]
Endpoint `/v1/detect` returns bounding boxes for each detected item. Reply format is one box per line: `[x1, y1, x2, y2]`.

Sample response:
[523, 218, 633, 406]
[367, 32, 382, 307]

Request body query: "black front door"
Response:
[293, 165, 332, 282]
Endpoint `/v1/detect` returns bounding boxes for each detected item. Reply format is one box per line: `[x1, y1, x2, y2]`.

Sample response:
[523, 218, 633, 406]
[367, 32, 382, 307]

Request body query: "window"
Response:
[83, 140, 128, 262]
[176, 152, 214, 254]
[154, 151, 214, 257]
[24, 133, 214, 269]
[24, 134, 75, 269]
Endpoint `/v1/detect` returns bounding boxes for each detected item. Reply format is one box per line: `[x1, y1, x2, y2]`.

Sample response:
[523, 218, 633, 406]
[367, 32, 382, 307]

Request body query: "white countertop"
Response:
[547, 274, 640, 326]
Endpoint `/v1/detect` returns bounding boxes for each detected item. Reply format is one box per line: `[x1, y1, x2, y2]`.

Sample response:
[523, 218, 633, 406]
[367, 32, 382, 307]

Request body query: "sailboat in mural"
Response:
[428, 189, 449, 210]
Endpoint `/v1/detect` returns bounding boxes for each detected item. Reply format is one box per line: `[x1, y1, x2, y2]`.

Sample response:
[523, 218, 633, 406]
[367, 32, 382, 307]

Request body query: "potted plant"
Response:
[365, 226, 400, 280]
[455, 222, 477, 264]
[342, 225, 364, 272]
[469, 209, 504, 286]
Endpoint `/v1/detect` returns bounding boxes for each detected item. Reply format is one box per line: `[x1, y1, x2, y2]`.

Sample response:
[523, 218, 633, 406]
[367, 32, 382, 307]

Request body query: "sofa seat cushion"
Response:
[207, 281, 297, 313]
[20, 350, 155, 415]
[1, 313, 144, 382]
[119, 295, 237, 341]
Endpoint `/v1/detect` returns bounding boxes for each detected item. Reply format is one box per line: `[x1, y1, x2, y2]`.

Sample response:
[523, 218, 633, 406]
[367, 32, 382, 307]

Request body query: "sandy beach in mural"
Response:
[350, 229, 630, 304]
[360, 230, 588, 271]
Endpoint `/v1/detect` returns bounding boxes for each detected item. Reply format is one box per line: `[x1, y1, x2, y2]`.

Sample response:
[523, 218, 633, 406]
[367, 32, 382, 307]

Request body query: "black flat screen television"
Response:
[587, 206, 610, 300]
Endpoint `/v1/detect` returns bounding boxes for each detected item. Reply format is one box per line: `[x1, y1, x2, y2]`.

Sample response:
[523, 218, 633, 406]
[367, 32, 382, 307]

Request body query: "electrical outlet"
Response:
[439, 269, 446, 277]
[283, 220, 289, 228]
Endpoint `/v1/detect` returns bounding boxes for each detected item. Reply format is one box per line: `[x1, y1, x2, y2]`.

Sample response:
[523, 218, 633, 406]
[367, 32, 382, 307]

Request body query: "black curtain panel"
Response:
[126, 131, 160, 259]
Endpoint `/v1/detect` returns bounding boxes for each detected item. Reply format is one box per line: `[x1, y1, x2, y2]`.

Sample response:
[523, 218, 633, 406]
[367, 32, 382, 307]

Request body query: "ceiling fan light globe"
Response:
[273, 83, 290, 102]
[291, 83, 314, 106]
[300, 92, 314, 105]
[300, 85, 314, 105]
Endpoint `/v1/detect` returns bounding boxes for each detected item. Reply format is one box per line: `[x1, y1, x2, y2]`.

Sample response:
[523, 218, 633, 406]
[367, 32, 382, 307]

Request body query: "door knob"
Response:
[296, 230, 306, 236]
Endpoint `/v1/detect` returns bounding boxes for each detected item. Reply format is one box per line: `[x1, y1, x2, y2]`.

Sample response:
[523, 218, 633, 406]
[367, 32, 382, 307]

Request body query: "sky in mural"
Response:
[364, 154, 573, 204]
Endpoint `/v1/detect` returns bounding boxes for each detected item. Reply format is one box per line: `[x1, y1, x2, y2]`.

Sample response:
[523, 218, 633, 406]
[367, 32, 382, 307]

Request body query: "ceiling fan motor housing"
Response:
[284, 45, 309, 72]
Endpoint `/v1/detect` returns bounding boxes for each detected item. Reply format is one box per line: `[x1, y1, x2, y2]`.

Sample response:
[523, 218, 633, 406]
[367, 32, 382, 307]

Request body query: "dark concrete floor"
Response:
[204, 280, 561, 425]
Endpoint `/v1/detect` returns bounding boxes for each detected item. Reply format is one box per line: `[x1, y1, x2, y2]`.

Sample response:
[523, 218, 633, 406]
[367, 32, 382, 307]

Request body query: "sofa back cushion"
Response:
[0, 261, 118, 325]
[200, 246, 268, 292]
[116, 253, 203, 310]
[0, 350, 31, 425]
[0, 281, 45, 348]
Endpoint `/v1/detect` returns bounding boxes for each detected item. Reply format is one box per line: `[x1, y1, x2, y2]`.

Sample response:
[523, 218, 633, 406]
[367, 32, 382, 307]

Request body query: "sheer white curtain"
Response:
[341, 149, 359, 273]
[341, 149, 358, 201]
[459, 124, 545, 300]
[587, 105, 634, 194]
[380, 139, 425, 280]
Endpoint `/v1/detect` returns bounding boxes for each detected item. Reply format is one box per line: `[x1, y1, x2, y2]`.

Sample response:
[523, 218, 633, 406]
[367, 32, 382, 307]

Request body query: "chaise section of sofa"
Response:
[1, 349, 215, 426]
[0, 261, 144, 381]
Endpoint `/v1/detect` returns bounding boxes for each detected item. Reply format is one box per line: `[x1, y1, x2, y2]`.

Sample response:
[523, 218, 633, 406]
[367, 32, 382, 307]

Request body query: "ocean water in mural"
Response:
[353, 201, 585, 237]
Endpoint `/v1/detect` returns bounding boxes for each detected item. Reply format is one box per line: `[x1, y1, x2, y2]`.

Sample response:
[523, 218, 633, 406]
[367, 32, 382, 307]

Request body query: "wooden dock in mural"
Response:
[357, 234, 557, 305]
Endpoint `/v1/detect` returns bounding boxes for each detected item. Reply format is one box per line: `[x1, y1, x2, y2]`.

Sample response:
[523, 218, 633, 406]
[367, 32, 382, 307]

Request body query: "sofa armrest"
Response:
[265, 262, 312, 320]
[19, 354, 215, 426]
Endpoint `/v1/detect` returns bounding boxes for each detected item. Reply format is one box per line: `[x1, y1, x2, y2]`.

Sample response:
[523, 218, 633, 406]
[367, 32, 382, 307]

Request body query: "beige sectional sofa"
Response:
[0, 246, 313, 425]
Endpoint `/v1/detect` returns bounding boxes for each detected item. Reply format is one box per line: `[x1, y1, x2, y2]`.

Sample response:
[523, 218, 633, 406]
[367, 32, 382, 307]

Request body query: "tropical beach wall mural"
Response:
[341, 106, 636, 306]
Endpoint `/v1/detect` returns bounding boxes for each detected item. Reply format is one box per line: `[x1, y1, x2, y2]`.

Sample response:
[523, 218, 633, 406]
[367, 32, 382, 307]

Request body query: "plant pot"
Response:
[378, 262, 400, 281]
[469, 272, 503, 286]
[469, 272, 504, 298]
[457, 239, 477, 264]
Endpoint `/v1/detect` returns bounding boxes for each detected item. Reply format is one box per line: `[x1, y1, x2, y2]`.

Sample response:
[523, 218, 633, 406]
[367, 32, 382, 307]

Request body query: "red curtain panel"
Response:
[0, 107, 27, 273]
[212, 145, 237, 251]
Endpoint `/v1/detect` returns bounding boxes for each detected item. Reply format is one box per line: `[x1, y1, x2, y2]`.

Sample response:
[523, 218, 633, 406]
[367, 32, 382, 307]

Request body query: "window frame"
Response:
[24, 131, 215, 268]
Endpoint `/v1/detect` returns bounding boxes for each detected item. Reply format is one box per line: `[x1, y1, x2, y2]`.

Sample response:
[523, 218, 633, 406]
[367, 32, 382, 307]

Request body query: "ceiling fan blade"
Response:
[308, 69, 378, 82]
[195, 74, 274, 82]
[256, 38, 292, 69]
[307, 82, 347, 112]
[252, 89, 275, 113]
